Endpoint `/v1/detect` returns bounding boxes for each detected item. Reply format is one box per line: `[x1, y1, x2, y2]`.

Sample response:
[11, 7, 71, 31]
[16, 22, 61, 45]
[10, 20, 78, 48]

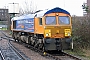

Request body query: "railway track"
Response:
[0, 49, 5, 60]
[11, 39, 82, 60]
[0, 31, 30, 60]
[8, 40, 30, 60]
[1, 31, 83, 60]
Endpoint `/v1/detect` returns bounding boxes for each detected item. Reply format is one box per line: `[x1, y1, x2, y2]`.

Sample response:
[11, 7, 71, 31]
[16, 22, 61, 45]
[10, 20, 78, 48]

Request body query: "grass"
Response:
[64, 49, 90, 60]
[83, 49, 90, 60]
[0, 28, 7, 30]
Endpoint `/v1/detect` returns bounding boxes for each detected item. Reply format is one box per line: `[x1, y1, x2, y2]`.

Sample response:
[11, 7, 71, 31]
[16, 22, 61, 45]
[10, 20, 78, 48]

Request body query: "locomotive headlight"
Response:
[46, 33, 49, 36]
[44, 29, 51, 37]
[65, 32, 71, 36]
[64, 29, 71, 36]
[67, 32, 71, 36]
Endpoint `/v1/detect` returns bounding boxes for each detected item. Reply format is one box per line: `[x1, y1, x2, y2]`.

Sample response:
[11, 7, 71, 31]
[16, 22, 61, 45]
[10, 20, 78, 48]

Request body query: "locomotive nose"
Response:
[44, 26, 71, 38]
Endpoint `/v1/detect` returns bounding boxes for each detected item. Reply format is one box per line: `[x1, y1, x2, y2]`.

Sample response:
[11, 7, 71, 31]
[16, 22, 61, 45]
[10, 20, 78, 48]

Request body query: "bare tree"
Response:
[18, 0, 37, 16]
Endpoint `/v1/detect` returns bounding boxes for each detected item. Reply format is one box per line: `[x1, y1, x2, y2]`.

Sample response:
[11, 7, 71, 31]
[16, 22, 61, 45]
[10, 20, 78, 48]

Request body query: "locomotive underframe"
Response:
[12, 31, 72, 51]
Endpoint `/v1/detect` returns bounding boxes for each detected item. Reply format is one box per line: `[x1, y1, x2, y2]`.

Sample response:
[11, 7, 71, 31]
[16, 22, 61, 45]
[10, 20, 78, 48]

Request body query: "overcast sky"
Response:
[0, 0, 86, 16]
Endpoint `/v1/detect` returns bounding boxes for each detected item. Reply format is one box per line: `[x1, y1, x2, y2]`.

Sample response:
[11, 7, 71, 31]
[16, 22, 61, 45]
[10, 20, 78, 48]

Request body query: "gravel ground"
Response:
[11, 41, 53, 60]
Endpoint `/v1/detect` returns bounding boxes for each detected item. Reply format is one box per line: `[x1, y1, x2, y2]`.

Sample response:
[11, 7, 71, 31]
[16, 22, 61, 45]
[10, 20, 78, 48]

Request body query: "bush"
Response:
[72, 16, 90, 50]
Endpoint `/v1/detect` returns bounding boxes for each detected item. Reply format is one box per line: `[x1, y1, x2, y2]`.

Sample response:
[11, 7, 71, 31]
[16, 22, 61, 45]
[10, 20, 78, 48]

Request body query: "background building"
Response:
[0, 9, 10, 30]
[0, 9, 10, 21]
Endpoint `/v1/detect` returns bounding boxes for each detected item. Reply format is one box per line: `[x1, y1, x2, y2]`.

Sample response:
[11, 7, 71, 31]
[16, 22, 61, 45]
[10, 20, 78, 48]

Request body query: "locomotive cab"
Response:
[43, 13, 72, 51]
[44, 13, 71, 38]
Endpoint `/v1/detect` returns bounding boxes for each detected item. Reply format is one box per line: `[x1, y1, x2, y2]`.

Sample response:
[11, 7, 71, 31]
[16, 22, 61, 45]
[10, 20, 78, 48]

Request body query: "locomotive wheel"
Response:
[26, 36, 29, 44]
[42, 46, 45, 52]
[30, 37, 35, 46]
[12, 32, 14, 38]
[27, 36, 31, 44]
[39, 43, 44, 50]
[13, 32, 17, 42]
[34, 39, 39, 48]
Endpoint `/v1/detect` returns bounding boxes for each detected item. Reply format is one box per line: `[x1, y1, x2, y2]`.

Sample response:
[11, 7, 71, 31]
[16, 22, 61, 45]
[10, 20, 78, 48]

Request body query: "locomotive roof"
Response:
[45, 7, 70, 15]
[24, 14, 35, 19]
[11, 14, 35, 21]
[35, 7, 70, 17]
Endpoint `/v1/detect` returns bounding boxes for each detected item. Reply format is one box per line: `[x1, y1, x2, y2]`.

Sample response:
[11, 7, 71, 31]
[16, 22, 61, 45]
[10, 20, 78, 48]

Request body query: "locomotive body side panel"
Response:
[24, 18, 34, 32]
[16, 20, 24, 30]
[34, 17, 44, 34]
[11, 19, 35, 33]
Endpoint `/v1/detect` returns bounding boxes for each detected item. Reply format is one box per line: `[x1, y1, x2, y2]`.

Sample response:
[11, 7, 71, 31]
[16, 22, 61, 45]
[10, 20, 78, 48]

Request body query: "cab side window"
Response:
[39, 18, 42, 25]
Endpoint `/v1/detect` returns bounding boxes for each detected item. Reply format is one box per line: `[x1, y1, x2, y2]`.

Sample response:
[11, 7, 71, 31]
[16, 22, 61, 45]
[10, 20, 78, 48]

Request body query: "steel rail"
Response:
[8, 41, 26, 60]
[0, 50, 5, 60]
